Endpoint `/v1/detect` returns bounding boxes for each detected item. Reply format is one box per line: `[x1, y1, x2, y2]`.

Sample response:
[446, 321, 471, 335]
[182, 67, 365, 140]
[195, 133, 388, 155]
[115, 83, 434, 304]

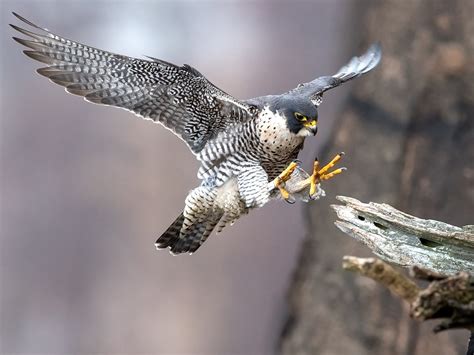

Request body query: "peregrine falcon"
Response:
[10, 13, 382, 254]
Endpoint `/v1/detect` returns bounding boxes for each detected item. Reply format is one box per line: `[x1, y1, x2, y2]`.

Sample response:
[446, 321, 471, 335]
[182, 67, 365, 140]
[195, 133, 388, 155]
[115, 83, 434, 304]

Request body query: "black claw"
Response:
[285, 197, 296, 204]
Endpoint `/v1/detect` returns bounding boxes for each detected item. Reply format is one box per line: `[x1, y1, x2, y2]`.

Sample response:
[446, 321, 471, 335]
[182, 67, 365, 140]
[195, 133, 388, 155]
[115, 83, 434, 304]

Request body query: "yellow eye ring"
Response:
[294, 112, 307, 122]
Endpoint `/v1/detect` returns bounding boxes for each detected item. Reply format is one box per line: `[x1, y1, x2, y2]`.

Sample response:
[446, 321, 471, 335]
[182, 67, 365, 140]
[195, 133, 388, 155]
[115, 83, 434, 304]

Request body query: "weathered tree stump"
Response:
[333, 196, 474, 275]
[334, 197, 474, 351]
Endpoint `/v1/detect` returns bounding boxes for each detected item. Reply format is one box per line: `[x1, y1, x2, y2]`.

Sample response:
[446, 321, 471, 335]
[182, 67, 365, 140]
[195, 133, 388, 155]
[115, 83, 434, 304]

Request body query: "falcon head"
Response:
[272, 96, 319, 137]
[267, 42, 382, 138]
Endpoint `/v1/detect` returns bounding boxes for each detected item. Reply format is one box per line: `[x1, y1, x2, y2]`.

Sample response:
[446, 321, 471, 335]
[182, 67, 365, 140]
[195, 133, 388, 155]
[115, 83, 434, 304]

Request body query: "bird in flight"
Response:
[11, 12, 381, 255]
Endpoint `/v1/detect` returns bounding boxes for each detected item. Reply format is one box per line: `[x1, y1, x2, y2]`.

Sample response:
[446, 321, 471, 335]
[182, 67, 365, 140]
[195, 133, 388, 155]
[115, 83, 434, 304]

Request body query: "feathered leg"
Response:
[156, 186, 223, 255]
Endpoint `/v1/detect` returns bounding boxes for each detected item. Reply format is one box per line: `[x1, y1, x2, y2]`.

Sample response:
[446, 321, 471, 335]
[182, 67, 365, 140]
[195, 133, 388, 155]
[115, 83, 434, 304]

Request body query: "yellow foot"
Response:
[308, 152, 346, 196]
[273, 161, 298, 202]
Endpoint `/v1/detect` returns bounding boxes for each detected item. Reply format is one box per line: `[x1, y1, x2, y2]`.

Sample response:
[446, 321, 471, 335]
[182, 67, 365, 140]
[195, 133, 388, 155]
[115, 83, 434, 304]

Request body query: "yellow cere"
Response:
[303, 120, 317, 128]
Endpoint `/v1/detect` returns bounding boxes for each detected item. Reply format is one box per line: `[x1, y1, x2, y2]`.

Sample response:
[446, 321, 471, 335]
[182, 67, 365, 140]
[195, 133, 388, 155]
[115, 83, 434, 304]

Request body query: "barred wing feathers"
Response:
[10, 12, 256, 153]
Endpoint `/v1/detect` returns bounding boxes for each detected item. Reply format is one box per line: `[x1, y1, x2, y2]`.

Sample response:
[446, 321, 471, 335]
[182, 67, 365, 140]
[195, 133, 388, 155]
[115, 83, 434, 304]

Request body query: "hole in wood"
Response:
[419, 238, 443, 248]
[373, 222, 388, 230]
[358, 215, 366, 221]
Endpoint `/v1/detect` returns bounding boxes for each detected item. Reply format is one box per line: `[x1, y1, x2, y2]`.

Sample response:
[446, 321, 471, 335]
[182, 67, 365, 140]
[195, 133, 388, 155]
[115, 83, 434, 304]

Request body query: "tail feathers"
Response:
[155, 212, 222, 255]
[155, 213, 185, 251]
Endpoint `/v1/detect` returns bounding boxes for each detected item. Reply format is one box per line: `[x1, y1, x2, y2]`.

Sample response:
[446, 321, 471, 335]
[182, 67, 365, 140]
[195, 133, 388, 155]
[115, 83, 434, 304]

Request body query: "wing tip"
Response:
[364, 42, 383, 72]
[11, 11, 49, 32]
[334, 42, 383, 80]
[11, 11, 22, 20]
[22, 49, 47, 63]
[12, 36, 36, 50]
[9, 23, 24, 33]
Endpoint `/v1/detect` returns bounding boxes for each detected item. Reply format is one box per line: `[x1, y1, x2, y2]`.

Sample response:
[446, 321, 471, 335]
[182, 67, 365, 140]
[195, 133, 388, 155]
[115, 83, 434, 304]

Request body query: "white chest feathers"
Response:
[256, 107, 303, 156]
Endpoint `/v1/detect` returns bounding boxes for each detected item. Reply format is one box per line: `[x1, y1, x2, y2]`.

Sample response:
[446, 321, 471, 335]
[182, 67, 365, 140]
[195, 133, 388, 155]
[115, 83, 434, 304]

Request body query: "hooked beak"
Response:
[304, 120, 318, 135]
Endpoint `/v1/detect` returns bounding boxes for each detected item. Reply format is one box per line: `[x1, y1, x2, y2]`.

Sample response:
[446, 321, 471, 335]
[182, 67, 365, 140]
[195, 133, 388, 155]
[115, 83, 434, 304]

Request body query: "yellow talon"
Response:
[279, 161, 298, 181]
[274, 155, 345, 202]
[319, 168, 345, 181]
[274, 161, 298, 200]
[309, 159, 320, 196]
[317, 152, 344, 177]
[308, 152, 346, 197]
[278, 185, 290, 200]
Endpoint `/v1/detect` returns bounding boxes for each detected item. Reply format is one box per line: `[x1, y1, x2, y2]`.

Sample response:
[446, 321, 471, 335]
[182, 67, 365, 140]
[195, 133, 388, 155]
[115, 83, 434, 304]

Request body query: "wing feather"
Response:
[287, 43, 382, 104]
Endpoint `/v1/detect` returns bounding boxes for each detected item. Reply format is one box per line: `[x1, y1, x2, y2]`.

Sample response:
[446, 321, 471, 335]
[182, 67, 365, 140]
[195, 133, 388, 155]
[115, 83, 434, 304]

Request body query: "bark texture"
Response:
[343, 257, 474, 333]
[333, 196, 474, 275]
[281, 1, 474, 354]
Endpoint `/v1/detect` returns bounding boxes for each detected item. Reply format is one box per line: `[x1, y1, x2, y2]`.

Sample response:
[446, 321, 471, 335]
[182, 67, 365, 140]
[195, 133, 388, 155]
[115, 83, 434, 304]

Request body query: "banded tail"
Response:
[155, 211, 222, 255]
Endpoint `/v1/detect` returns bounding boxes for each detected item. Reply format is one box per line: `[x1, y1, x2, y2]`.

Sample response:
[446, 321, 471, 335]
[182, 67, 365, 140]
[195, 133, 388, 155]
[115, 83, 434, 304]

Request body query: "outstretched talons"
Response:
[308, 152, 346, 197]
[309, 186, 326, 201]
[285, 194, 296, 204]
[274, 161, 298, 202]
[320, 167, 347, 181]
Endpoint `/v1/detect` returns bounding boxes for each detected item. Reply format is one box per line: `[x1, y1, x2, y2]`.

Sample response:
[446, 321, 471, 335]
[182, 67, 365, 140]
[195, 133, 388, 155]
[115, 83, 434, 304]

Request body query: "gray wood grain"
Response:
[333, 196, 474, 275]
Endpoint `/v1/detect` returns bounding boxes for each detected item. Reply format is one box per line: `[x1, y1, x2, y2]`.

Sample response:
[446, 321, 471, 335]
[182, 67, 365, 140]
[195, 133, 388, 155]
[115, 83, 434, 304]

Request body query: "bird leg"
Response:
[273, 161, 298, 202]
[307, 152, 346, 198]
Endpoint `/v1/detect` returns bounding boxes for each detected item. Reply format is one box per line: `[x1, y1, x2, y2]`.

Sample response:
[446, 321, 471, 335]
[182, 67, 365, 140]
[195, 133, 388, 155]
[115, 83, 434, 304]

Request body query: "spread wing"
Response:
[287, 43, 382, 105]
[10, 12, 257, 153]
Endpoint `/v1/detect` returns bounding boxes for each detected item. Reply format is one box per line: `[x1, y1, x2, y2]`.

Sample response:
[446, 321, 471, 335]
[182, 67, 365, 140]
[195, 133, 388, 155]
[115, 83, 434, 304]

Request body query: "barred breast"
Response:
[256, 107, 304, 179]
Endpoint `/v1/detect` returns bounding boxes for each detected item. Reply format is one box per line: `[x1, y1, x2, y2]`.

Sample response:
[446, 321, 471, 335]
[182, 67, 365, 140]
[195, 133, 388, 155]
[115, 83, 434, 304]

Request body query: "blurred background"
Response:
[1, 0, 472, 354]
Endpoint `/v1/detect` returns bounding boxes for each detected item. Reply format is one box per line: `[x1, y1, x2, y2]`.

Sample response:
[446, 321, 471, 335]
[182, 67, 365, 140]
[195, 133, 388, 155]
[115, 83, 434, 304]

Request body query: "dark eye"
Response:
[294, 112, 307, 122]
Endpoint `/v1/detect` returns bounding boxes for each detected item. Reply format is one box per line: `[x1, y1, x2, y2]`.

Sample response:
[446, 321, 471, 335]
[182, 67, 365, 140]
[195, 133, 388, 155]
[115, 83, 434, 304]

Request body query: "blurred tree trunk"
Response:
[280, 1, 474, 355]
